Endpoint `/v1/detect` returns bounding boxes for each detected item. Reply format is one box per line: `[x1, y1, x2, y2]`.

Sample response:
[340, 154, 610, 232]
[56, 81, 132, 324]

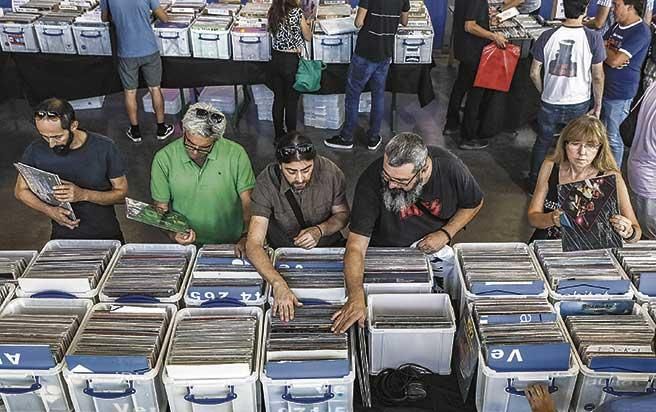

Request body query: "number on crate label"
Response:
[189, 290, 261, 302]
[0, 353, 21, 366]
[490, 348, 523, 363]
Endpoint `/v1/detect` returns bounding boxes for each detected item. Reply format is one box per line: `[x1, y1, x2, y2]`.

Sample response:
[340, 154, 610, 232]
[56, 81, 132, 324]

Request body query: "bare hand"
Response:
[551, 209, 563, 228]
[331, 295, 366, 334]
[234, 236, 247, 258]
[610, 215, 634, 239]
[526, 384, 557, 412]
[417, 230, 449, 254]
[272, 281, 302, 322]
[587, 107, 601, 118]
[293, 226, 322, 249]
[53, 181, 87, 203]
[493, 33, 507, 48]
[47, 206, 80, 230]
[174, 229, 196, 245]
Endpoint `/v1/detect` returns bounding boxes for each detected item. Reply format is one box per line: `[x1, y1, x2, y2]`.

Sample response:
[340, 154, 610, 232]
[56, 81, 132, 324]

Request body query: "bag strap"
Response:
[275, 165, 308, 228]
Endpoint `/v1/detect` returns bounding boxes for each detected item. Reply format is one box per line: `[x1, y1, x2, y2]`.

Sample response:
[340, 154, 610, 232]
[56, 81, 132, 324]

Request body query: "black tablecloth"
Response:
[3, 52, 435, 107]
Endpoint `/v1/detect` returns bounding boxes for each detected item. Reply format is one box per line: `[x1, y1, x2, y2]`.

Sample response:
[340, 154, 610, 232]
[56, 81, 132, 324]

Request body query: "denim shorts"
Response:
[117, 52, 162, 90]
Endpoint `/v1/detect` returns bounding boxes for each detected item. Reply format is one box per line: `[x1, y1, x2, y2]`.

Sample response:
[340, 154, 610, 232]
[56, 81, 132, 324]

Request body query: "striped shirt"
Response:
[354, 0, 410, 62]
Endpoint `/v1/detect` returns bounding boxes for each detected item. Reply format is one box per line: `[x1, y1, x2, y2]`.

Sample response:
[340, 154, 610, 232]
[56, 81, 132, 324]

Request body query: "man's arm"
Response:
[101, 10, 110, 22]
[235, 189, 253, 257]
[503, 0, 524, 10]
[586, 5, 611, 29]
[400, 11, 409, 26]
[153, 6, 169, 23]
[54, 176, 128, 206]
[530, 59, 544, 93]
[590, 63, 605, 117]
[14, 174, 80, 230]
[605, 47, 631, 69]
[465, 20, 507, 47]
[355, 7, 367, 28]
[331, 232, 370, 333]
[416, 200, 484, 254]
[319, 204, 350, 237]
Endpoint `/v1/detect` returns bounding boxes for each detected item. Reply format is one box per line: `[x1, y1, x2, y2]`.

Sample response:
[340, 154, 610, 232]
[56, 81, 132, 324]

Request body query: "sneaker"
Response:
[324, 135, 354, 150]
[367, 135, 382, 151]
[126, 128, 142, 143]
[459, 139, 489, 150]
[157, 123, 175, 141]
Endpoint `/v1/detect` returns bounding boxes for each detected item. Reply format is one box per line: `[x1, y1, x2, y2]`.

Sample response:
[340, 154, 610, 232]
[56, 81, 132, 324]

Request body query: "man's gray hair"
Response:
[384, 133, 429, 173]
[182, 102, 226, 141]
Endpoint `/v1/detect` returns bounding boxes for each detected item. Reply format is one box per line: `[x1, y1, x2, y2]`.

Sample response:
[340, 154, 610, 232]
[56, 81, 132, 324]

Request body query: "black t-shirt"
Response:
[20, 131, 126, 241]
[350, 146, 484, 247]
[453, 0, 490, 64]
[355, 0, 410, 62]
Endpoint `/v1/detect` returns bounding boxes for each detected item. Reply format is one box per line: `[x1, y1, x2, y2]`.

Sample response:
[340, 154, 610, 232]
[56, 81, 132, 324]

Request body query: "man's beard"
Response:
[52, 132, 74, 156]
[382, 178, 425, 213]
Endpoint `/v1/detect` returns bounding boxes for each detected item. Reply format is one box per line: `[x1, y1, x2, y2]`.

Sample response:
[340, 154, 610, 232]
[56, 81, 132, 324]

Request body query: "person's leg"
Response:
[600, 98, 632, 167]
[123, 90, 139, 127]
[529, 102, 559, 186]
[365, 58, 391, 149]
[141, 52, 173, 140]
[117, 56, 142, 142]
[445, 61, 473, 133]
[283, 53, 301, 134]
[270, 52, 287, 140]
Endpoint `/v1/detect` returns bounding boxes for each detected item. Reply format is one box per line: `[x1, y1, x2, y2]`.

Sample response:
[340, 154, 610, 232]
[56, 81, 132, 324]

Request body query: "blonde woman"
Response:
[528, 115, 641, 242]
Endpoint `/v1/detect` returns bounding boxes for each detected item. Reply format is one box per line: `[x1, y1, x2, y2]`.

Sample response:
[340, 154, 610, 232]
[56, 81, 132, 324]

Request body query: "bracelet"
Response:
[438, 227, 452, 244]
[314, 225, 324, 238]
[624, 226, 638, 242]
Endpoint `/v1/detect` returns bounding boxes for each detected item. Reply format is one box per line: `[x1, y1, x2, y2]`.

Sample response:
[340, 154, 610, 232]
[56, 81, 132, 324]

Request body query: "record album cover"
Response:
[558, 174, 622, 252]
[14, 162, 77, 221]
[125, 197, 190, 234]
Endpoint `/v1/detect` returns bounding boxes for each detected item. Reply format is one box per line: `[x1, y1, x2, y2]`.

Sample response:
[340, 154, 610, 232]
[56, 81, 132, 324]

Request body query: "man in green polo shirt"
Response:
[150, 102, 255, 255]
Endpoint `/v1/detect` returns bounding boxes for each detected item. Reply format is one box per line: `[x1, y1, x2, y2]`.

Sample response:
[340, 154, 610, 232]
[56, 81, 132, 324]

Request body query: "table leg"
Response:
[233, 84, 252, 129]
[391, 91, 397, 133]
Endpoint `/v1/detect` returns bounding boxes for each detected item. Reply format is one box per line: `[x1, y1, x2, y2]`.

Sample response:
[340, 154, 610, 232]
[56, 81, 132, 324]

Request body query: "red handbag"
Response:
[474, 43, 521, 92]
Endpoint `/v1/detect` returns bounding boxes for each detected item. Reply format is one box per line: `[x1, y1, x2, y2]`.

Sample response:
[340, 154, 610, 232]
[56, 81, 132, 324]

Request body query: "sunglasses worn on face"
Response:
[34, 111, 62, 121]
[195, 108, 224, 125]
[277, 143, 314, 158]
[184, 135, 214, 155]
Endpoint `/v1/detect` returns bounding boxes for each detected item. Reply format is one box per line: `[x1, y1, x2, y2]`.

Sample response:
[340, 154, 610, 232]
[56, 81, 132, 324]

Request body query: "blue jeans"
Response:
[601, 97, 632, 168]
[341, 53, 391, 142]
[530, 100, 591, 184]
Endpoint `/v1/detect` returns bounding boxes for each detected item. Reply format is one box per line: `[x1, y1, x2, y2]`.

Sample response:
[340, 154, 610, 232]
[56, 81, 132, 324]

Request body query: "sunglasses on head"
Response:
[195, 108, 224, 125]
[277, 143, 314, 158]
[34, 110, 62, 121]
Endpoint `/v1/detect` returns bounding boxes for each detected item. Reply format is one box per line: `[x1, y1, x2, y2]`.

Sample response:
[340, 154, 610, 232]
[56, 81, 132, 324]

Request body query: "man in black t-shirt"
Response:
[324, 0, 409, 151]
[15, 98, 128, 241]
[444, 0, 507, 150]
[331, 133, 484, 333]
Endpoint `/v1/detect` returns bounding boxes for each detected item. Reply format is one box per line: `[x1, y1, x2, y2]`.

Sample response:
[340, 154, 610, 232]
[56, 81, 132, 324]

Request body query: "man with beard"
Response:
[15, 98, 128, 241]
[246, 132, 350, 321]
[150, 102, 255, 255]
[331, 133, 484, 333]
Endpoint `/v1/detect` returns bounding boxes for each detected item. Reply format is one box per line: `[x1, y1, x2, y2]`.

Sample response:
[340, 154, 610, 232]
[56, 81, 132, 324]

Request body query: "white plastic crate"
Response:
[0, 19, 40, 53]
[0, 284, 16, 315]
[63, 303, 176, 412]
[312, 32, 351, 63]
[72, 23, 111, 56]
[367, 294, 455, 375]
[613, 241, 656, 304]
[190, 23, 232, 59]
[231, 30, 271, 61]
[454, 242, 549, 315]
[69, 96, 105, 110]
[358, 92, 371, 113]
[0, 298, 93, 412]
[393, 28, 433, 64]
[35, 22, 76, 54]
[163, 306, 263, 412]
[261, 311, 355, 412]
[251, 84, 274, 121]
[99, 243, 196, 306]
[154, 25, 192, 57]
[303, 94, 345, 130]
[199, 85, 244, 115]
[556, 301, 656, 412]
[16, 240, 120, 301]
[143, 88, 193, 115]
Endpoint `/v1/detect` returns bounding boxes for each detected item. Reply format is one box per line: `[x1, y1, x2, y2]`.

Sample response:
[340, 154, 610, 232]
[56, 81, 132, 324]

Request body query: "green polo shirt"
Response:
[150, 137, 255, 245]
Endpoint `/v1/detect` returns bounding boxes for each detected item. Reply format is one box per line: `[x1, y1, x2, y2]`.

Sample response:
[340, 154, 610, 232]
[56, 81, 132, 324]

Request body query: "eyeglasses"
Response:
[566, 141, 602, 151]
[277, 143, 314, 158]
[195, 108, 224, 125]
[381, 159, 427, 186]
[183, 134, 215, 155]
[34, 111, 62, 121]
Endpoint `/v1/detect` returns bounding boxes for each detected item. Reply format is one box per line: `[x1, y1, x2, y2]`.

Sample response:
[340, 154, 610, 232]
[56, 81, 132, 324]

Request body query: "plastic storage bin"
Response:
[303, 94, 345, 130]
[99, 243, 196, 306]
[17, 239, 120, 301]
[69, 96, 105, 110]
[199, 85, 244, 115]
[251, 84, 274, 121]
[35, 20, 77, 54]
[153, 17, 193, 57]
[190, 17, 232, 59]
[231, 29, 271, 61]
[393, 28, 433, 64]
[72, 22, 111, 56]
[0, 298, 93, 412]
[612, 241, 656, 304]
[367, 294, 455, 375]
[312, 30, 352, 63]
[143, 88, 193, 115]
[162, 306, 263, 412]
[0, 13, 40, 53]
[63, 303, 176, 412]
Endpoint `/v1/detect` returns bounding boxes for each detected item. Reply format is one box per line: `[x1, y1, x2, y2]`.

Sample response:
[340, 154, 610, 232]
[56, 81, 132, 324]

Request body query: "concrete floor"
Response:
[0, 55, 535, 251]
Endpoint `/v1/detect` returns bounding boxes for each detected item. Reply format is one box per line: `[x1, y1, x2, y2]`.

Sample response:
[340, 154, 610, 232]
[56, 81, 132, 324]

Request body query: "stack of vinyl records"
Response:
[67, 306, 170, 371]
[371, 314, 451, 329]
[187, 245, 263, 305]
[166, 313, 259, 379]
[168, 1, 206, 15]
[533, 240, 629, 297]
[649, 301, 656, 323]
[364, 248, 429, 284]
[275, 250, 344, 292]
[613, 242, 656, 296]
[0, 311, 82, 364]
[565, 314, 656, 368]
[265, 304, 349, 379]
[103, 249, 189, 301]
[0, 252, 33, 285]
[205, 3, 241, 16]
[473, 298, 571, 372]
[458, 245, 544, 296]
[23, 246, 114, 290]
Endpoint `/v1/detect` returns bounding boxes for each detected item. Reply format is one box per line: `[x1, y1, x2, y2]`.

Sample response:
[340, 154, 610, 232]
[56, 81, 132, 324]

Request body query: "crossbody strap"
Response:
[275, 165, 308, 228]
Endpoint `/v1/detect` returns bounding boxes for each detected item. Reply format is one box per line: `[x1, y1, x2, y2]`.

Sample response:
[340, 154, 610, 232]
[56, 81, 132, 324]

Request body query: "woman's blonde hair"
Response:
[549, 115, 619, 173]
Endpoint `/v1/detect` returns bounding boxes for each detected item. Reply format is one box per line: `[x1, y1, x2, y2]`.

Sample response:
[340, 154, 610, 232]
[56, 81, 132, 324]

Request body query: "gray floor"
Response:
[0, 55, 536, 250]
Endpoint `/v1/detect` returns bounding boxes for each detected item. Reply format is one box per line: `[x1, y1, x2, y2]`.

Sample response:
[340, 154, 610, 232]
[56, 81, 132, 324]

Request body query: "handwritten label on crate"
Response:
[0, 345, 55, 370]
[638, 272, 656, 296]
[478, 312, 557, 325]
[486, 343, 570, 372]
[470, 281, 544, 296]
[556, 279, 630, 296]
[187, 285, 262, 303]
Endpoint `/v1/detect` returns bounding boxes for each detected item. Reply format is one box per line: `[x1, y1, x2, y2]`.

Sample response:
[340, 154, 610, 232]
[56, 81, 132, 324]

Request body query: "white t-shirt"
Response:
[628, 83, 656, 199]
[531, 26, 607, 105]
